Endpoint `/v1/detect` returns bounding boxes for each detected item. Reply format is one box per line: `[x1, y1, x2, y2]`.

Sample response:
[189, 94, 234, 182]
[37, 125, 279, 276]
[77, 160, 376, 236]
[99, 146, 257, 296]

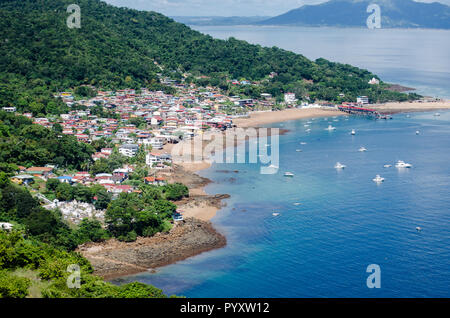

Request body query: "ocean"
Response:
[113, 111, 450, 297]
[111, 26, 450, 297]
[192, 26, 450, 99]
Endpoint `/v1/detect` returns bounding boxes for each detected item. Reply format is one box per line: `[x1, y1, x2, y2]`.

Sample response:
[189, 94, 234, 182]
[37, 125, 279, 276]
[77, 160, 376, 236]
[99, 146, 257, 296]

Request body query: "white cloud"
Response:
[103, 0, 450, 16]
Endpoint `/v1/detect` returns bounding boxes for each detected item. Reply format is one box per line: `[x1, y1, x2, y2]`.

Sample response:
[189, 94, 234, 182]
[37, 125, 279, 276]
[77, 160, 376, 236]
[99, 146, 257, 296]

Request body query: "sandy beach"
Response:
[83, 101, 450, 279]
[233, 108, 344, 128]
[372, 100, 450, 113]
[150, 102, 450, 223]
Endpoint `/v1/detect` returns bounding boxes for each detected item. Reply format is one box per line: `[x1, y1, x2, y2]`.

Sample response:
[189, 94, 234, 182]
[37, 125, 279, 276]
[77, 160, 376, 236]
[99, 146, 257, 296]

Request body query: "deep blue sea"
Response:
[113, 111, 450, 297]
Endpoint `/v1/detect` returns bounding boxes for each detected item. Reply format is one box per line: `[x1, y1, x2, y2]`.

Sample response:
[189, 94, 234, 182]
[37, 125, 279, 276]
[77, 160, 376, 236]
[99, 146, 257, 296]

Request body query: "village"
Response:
[4, 76, 378, 225]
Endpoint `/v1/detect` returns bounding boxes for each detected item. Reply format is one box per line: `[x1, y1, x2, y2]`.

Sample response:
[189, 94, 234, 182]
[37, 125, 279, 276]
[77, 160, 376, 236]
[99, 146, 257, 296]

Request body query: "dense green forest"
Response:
[0, 111, 94, 170]
[0, 0, 417, 116]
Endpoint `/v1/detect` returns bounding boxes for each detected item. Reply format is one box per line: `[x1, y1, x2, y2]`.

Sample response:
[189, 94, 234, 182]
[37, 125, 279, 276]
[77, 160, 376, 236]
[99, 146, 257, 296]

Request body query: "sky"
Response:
[103, 0, 450, 16]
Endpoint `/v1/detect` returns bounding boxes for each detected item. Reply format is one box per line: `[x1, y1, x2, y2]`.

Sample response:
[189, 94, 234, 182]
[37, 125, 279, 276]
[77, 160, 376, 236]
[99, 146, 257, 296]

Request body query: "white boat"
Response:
[293, 202, 302, 206]
[304, 124, 310, 127]
[296, 149, 302, 152]
[300, 142, 307, 145]
[359, 147, 367, 152]
[416, 226, 422, 232]
[305, 129, 311, 132]
[416, 130, 420, 135]
[334, 162, 346, 169]
[268, 164, 278, 169]
[284, 172, 294, 177]
[325, 125, 336, 131]
[272, 212, 280, 217]
[395, 160, 412, 168]
[434, 113, 440, 116]
[373, 175, 385, 183]
[351, 129, 356, 135]
[383, 164, 392, 168]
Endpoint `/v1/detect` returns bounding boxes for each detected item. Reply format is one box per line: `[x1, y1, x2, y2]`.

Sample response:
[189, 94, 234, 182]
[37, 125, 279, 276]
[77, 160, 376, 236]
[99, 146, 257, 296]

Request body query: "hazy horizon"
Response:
[104, 0, 450, 17]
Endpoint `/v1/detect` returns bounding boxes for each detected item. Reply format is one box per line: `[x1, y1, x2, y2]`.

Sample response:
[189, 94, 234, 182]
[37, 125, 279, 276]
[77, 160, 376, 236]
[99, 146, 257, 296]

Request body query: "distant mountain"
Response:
[172, 16, 270, 26]
[259, 0, 450, 29]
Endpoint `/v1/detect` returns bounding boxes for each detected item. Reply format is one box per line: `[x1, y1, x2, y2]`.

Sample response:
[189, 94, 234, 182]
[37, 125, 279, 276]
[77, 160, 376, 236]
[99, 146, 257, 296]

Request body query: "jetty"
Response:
[338, 104, 390, 119]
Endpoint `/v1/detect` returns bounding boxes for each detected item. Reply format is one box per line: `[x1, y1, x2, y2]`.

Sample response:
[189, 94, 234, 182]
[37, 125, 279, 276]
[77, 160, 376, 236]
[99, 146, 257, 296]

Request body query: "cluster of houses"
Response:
[5, 77, 361, 225]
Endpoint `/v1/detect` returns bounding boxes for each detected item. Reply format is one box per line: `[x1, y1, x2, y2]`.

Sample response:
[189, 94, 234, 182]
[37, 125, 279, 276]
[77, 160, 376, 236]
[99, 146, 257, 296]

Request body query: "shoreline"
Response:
[83, 103, 450, 280]
[78, 217, 226, 280]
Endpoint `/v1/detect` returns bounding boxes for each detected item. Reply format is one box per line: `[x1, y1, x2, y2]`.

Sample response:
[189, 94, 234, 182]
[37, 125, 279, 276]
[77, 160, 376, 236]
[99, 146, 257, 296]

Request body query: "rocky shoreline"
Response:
[77, 217, 226, 280]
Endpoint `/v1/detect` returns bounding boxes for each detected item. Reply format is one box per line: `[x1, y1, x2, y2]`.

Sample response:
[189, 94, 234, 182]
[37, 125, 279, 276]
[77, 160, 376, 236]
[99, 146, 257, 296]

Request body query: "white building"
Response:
[368, 77, 380, 85]
[118, 144, 139, 157]
[284, 93, 297, 104]
[357, 96, 369, 105]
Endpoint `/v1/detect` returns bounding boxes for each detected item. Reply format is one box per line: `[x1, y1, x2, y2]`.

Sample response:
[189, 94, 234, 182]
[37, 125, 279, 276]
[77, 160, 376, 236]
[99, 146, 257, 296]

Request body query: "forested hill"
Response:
[260, 0, 450, 29]
[0, 0, 413, 115]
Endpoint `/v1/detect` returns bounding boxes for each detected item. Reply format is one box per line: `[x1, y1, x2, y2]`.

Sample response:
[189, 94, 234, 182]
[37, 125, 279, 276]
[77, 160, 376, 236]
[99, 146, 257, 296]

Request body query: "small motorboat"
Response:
[351, 129, 356, 135]
[272, 212, 280, 217]
[304, 124, 310, 127]
[305, 129, 311, 132]
[416, 227, 422, 232]
[383, 164, 392, 168]
[434, 113, 440, 117]
[359, 147, 367, 152]
[416, 130, 420, 135]
[334, 162, 346, 169]
[296, 149, 302, 152]
[300, 142, 307, 145]
[325, 125, 336, 131]
[284, 172, 294, 177]
[293, 202, 302, 206]
[395, 160, 412, 168]
[373, 175, 385, 183]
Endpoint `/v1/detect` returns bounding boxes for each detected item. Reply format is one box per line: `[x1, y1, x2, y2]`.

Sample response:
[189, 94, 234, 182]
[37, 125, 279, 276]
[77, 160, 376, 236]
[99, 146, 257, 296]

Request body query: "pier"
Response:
[338, 104, 390, 119]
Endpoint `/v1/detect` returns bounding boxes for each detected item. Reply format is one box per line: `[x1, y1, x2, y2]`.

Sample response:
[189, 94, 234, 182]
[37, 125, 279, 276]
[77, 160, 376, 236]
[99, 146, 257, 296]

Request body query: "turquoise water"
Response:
[192, 26, 450, 99]
[113, 111, 450, 297]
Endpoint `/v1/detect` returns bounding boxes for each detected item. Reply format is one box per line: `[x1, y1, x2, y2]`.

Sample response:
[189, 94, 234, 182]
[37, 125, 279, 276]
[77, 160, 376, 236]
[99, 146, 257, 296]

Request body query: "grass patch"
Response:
[12, 268, 52, 298]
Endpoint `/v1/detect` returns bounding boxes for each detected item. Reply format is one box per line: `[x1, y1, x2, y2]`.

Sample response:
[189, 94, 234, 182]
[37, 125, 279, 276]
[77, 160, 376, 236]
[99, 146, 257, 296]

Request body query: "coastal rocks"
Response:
[77, 218, 226, 279]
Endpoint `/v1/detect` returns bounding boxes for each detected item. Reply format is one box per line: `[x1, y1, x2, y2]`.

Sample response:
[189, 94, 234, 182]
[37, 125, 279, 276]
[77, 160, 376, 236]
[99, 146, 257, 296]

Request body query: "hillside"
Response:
[260, 0, 450, 29]
[0, 0, 416, 116]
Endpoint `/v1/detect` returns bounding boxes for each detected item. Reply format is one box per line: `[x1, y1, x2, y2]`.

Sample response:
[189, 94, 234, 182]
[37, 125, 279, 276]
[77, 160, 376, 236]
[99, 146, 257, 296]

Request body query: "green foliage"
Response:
[0, 270, 31, 298]
[76, 218, 109, 244]
[46, 178, 60, 192]
[105, 187, 177, 241]
[92, 186, 112, 210]
[74, 86, 97, 99]
[0, 111, 94, 170]
[161, 183, 189, 201]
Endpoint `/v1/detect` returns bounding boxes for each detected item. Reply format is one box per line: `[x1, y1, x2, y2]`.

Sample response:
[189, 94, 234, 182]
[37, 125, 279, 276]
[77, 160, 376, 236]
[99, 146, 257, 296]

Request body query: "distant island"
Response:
[259, 0, 450, 29]
[177, 0, 450, 29]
